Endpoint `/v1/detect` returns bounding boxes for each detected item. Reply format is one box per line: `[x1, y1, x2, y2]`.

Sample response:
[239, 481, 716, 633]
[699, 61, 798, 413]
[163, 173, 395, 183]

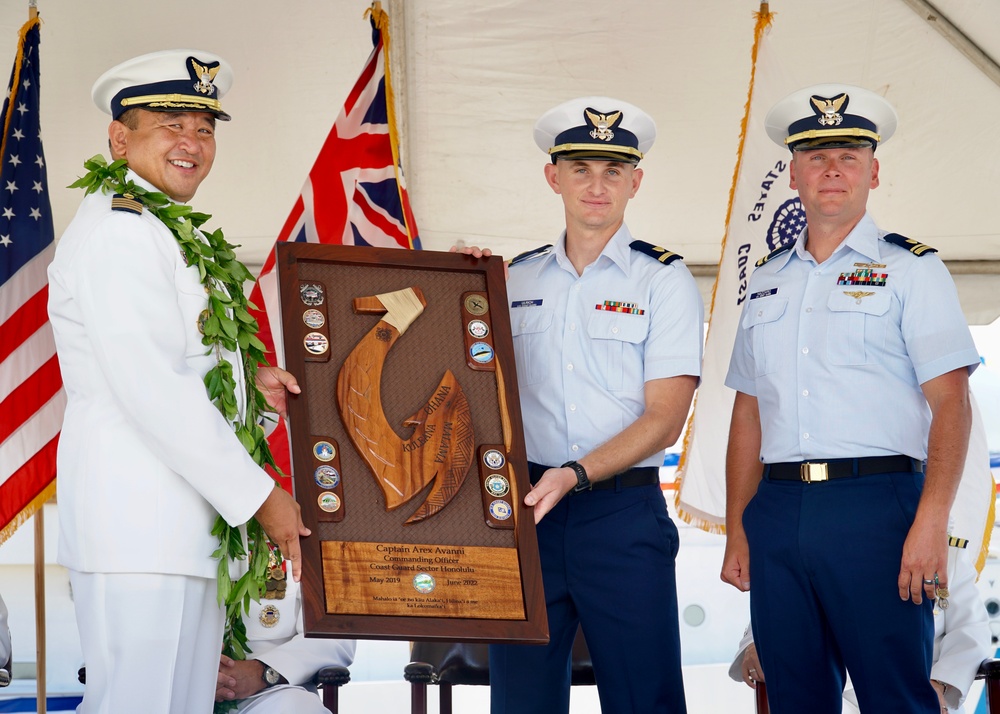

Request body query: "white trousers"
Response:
[235, 685, 329, 713]
[71, 571, 224, 714]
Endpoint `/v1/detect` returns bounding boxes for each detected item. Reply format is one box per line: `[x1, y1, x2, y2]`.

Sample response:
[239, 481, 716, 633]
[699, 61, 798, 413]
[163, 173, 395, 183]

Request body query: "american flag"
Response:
[249, 5, 420, 482]
[0, 17, 63, 544]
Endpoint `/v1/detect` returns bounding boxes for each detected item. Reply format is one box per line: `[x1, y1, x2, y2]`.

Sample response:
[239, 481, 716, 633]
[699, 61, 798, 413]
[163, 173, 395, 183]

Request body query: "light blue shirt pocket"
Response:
[586, 311, 649, 391]
[742, 296, 788, 377]
[826, 290, 891, 366]
[511, 307, 554, 386]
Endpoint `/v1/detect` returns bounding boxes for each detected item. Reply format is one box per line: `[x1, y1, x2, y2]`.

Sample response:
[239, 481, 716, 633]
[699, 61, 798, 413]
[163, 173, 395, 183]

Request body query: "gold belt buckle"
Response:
[800, 462, 829, 483]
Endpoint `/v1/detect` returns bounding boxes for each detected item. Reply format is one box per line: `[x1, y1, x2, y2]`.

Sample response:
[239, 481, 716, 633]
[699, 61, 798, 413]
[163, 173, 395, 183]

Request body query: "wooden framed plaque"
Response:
[276, 243, 548, 643]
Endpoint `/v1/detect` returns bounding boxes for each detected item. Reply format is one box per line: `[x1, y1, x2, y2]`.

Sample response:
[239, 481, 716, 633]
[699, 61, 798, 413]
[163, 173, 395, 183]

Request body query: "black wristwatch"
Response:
[261, 662, 283, 688]
[562, 460, 591, 493]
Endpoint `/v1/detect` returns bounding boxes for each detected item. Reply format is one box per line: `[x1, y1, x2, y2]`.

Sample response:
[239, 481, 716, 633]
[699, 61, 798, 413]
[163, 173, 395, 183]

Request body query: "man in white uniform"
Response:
[49, 50, 308, 714]
[216, 571, 356, 713]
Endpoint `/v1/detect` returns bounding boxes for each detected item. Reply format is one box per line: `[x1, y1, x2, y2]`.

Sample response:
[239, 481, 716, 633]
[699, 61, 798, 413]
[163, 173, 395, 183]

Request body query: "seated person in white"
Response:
[729, 542, 991, 712]
[216, 567, 356, 713]
[0, 592, 10, 671]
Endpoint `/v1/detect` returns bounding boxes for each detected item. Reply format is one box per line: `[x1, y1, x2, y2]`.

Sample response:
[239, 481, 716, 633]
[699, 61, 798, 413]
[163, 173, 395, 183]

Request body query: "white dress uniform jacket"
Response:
[48, 171, 274, 579]
[235, 576, 356, 712]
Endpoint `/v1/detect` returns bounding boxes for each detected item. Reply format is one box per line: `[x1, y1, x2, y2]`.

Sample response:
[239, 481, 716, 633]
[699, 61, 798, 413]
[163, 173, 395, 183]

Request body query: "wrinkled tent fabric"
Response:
[3, 0, 997, 321]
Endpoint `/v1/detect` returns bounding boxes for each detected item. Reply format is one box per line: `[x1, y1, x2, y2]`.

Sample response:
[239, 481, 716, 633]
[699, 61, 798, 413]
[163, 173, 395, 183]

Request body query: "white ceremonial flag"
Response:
[675, 7, 801, 531]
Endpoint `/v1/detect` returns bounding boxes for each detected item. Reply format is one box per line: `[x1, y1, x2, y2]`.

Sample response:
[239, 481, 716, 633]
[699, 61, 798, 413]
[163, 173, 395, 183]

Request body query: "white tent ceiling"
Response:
[2, 0, 998, 321]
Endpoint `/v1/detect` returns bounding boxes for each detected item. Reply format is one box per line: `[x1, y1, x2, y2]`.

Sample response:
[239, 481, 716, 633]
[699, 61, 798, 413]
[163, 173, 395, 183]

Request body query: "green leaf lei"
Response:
[71, 156, 281, 712]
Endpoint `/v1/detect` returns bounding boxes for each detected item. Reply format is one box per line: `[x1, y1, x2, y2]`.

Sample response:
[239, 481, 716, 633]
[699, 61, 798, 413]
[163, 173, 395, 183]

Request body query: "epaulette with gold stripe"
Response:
[508, 244, 552, 267]
[756, 241, 794, 267]
[111, 193, 143, 215]
[948, 535, 969, 549]
[629, 239, 682, 266]
[881, 232, 937, 256]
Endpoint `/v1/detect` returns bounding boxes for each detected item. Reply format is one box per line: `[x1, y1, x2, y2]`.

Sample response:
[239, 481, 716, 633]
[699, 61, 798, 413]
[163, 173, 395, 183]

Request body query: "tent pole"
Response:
[899, 0, 1000, 89]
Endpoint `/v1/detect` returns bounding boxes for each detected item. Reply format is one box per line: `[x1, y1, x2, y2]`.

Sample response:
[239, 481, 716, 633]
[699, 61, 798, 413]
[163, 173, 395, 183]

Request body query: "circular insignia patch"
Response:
[318, 492, 341, 513]
[316, 491, 340, 513]
[302, 309, 326, 329]
[483, 449, 505, 469]
[489, 499, 513, 521]
[464, 294, 489, 316]
[300, 283, 325, 306]
[313, 441, 336, 462]
[314, 465, 340, 489]
[485, 474, 510, 498]
[196, 309, 211, 335]
[467, 319, 489, 339]
[470, 342, 494, 364]
[766, 197, 807, 252]
[259, 603, 280, 628]
[413, 572, 436, 594]
[304, 332, 329, 355]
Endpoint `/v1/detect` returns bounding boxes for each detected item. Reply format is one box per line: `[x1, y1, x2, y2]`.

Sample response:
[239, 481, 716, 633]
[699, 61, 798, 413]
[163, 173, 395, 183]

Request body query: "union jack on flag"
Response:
[249, 5, 420, 481]
[0, 17, 63, 544]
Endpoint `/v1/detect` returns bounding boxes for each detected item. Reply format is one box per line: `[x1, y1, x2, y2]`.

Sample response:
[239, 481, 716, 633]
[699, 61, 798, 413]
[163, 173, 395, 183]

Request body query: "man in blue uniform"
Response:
[488, 97, 703, 714]
[721, 84, 979, 713]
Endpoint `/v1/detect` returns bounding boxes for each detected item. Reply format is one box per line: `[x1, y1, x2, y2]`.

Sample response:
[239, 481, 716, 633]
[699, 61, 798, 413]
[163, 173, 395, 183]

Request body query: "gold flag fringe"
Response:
[0, 16, 40, 165]
[674, 5, 775, 535]
[0, 480, 55, 548]
[364, 2, 417, 249]
[974, 477, 995, 578]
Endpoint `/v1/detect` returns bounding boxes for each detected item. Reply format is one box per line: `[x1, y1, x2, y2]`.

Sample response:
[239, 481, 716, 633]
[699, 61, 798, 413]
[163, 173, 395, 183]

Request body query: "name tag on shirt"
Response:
[511, 299, 543, 308]
[750, 288, 778, 300]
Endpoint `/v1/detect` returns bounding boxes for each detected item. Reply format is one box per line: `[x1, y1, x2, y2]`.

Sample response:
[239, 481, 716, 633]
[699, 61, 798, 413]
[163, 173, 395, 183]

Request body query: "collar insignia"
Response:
[189, 57, 221, 96]
[810, 93, 848, 127]
[585, 108, 623, 142]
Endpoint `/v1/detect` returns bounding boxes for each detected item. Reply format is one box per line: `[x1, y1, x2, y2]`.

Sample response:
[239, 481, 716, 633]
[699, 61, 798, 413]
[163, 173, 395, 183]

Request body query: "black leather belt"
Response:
[764, 455, 924, 483]
[528, 462, 659, 491]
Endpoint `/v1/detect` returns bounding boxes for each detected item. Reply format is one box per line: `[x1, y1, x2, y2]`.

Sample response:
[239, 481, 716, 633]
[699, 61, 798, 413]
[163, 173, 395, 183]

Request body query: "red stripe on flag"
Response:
[0, 433, 58, 530]
[247, 12, 419, 488]
[0, 284, 48, 362]
[0, 354, 61, 443]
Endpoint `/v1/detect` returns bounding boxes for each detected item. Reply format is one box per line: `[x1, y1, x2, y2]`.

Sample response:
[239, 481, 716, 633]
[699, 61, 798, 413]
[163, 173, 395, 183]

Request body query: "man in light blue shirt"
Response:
[488, 97, 703, 714]
[722, 84, 979, 714]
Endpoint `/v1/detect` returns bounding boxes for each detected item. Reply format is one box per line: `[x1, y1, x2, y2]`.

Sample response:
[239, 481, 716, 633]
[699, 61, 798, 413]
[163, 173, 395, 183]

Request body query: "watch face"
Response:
[264, 666, 281, 685]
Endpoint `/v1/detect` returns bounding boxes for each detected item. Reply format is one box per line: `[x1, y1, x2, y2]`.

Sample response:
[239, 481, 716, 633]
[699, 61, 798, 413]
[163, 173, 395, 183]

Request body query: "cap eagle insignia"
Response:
[585, 108, 623, 142]
[810, 93, 848, 127]
[189, 58, 220, 96]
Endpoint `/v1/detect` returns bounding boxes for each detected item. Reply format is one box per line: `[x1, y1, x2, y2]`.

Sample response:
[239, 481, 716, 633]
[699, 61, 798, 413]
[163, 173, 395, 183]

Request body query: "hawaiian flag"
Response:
[248, 5, 420, 483]
[0, 17, 63, 544]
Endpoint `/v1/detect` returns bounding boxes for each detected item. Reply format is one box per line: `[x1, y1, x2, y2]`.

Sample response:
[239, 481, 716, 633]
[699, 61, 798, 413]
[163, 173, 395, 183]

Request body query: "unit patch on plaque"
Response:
[318, 492, 341, 513]
[304, 332, 330, 355]
[314, 465, 340, 489]
[489, 499, 513, 521]
[467, 319, 490, 339]
[483, 449, 506, 469]
[464, 294, 489, 316]
[313, 441, 336, 462]
[300, 283, 325, 306]
[470, 342, 495, 364]
[302, 309, 326, 329]
[485, 474, 510, 498]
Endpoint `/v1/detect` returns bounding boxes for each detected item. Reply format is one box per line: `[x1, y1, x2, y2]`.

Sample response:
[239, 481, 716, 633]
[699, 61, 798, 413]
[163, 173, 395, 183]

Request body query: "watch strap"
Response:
[561, 460, 591, 493]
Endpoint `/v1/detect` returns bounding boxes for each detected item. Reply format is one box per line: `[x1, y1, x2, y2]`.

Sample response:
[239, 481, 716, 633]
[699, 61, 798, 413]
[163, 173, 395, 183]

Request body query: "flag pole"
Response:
[34, 507, 46, 714]
[27, 4, 48, 710]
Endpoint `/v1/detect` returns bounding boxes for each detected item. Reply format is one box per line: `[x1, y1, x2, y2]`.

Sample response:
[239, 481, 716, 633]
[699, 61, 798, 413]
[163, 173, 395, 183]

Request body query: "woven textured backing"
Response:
[292, 259, 514, 549]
